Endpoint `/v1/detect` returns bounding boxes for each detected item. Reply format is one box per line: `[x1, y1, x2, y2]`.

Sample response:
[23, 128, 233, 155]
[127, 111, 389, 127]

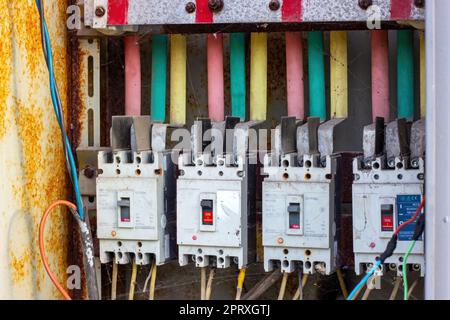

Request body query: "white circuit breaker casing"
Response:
[96, 117, 177, 266]
[352, 156, 425, 276]
[177, 119, 258, 270]
[263, 154, 339, 275]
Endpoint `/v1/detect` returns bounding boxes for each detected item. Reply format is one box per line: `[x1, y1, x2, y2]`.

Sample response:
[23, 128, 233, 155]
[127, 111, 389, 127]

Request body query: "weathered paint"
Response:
[170, 35, 187, 125]
[151, 35, 168, 123]
[397, 30, 415, 120]
[124, 36, 141, 116]
[207, 34, 224, 122]
[308, 32, 326, 121]
[0, 0, 69, 299]
[230, 33, 246, 121]
[250, 33, 267, 122]
[371, 30, 390, 122]
[285, 32, 304, 120]
[96, 0, 424, 27]
[330, 31, 348, 119]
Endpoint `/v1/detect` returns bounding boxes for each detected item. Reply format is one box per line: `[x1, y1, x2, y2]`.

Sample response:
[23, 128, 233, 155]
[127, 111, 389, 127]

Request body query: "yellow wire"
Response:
[293, 274, 309, 300]
[149, 261, 158, 300]
[201, 267, 207, 300]
[111, 259, 118, 300]
[277, 272, 289, 300]
[236, 268, 247, 300]
[389, 277, 402, 300]
[128, 258, 138, 300]
[336, 269, 348, 299]
[205, 268, 216, 300]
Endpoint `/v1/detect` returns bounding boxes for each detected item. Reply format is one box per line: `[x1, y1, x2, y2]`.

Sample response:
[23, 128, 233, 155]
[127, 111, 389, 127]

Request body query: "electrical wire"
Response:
[347, 260, 382, 300]
[292, 273, 309, 300]
[200, 267, 207, 300]
[402, 240, 417, 300]
[407, 278, 420, 299]
[277, 272, 289, 300]
[336, 269, 348, 299]
[143, 259, 154, 294]
[34, 0, 85, 221]
[128, 258, 138, 300]
[389, 276, 402, 300]
[235, 268, 246, 300]
[149, 261, 158, 300]
[205, 268, 216, 300]
[39, 200, 79, 300]
[111, 259, 118, 300]
[361, 274, 377, 300]
[348, 197, 425, 301]
[394, 198, 425, 236]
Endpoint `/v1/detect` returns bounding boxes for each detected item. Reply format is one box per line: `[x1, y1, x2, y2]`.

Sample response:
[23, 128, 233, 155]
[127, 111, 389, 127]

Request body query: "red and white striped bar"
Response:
[88, 0, 424, 28]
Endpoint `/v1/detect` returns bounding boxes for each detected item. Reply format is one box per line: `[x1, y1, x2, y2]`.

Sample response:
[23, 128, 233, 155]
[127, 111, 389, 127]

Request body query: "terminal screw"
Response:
[95, 6, 106, 17]
[269, 0, 281, 11]
[358, 0, 373, 10]
[208, 0, 224, 13]
[185, 2, 196, 13]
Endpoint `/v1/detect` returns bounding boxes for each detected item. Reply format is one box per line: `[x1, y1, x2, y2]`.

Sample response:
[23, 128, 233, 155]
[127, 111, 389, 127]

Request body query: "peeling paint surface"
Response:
[0, 0, 69, 299]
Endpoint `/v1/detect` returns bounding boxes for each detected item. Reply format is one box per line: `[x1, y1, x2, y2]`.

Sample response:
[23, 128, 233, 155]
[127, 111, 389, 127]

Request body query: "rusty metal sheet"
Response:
[0, 0, 70, 299]
[87, 0, 424, 29]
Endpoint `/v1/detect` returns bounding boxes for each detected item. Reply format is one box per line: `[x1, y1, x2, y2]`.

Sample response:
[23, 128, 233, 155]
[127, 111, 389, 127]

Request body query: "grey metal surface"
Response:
[410, 119, 425, 161]
[87, 0, 424, 28]
[318, 118, 346, 157]
[297, 118, 320, 157]
[362, 118, 385, 160]
[130, 116, 152, 152]
[385, 119, 409, 162]
[425, 0, 450, 300]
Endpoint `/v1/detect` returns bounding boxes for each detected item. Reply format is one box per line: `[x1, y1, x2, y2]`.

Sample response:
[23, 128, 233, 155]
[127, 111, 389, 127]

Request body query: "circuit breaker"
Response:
[353, 118, 425, 276]
[263, 117, 344, 275]
[177, 117, 260, 269]
[96, 116, 177, 265]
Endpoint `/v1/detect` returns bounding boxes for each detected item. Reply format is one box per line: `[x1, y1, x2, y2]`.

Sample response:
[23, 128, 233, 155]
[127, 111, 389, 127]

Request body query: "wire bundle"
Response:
[35, 0, 85, 221]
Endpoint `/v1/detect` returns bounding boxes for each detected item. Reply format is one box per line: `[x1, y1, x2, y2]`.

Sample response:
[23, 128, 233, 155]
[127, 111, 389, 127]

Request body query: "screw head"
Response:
[84, 166, 96, 179]
[95, 6, 106, 17]
[358, 0, 373, 10]
[208, 0, 224, 13]
[185, 1, 196, 13]
[414, 0, 425, 8]
[269, 0, 281, 11]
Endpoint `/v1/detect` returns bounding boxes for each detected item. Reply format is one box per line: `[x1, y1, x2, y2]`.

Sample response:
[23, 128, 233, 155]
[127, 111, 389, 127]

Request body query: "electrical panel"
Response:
[177, 117, 260, 269]
[353, 118, 425, 276]
[96, 116, 177, 265]
[263, 117, 344, 275]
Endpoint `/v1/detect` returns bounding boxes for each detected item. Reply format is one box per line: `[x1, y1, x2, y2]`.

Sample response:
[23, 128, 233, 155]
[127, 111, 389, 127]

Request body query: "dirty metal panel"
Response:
[78, 39, 101, 148]
[87, 0, 424, 28]
[0, 0, 70, 299]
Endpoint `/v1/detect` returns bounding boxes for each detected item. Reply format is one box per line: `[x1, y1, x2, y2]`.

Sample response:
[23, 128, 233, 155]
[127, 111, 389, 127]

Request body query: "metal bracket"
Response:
[297, 117, 320, 157]
[385, 119, 410, 164]
[318, 118, 346, 157]
[363, 117, 385, 160]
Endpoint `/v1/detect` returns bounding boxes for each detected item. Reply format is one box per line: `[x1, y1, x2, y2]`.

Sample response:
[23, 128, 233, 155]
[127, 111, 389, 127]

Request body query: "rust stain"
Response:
[0, 0, 12, 140]
[5, 0, 70, 297]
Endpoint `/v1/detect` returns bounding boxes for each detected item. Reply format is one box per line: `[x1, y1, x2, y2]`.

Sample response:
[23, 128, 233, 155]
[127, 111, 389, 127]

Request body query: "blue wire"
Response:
[347, 260, 382, 300]
[35, 0, 85, 220]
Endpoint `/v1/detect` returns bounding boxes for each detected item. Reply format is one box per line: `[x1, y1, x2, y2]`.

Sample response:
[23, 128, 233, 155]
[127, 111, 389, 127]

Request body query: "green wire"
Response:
[402, 240, 417, 300]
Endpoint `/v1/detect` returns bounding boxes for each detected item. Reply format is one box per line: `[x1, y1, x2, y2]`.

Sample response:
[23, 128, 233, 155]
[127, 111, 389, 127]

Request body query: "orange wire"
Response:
[39, 200, 77, 300]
